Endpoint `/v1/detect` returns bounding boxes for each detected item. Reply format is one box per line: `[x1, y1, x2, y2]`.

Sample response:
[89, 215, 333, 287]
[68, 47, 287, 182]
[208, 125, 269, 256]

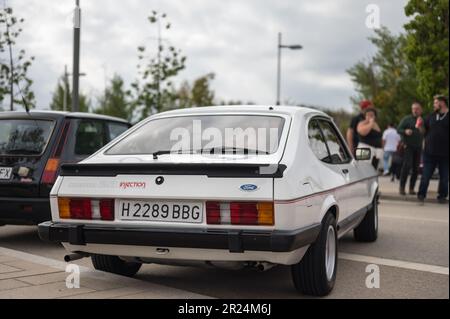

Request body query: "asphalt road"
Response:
[0, 187, 448, 299]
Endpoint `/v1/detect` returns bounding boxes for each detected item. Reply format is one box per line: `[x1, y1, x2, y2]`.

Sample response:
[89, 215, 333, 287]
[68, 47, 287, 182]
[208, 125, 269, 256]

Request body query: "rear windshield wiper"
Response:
[152, 150, 198, 160]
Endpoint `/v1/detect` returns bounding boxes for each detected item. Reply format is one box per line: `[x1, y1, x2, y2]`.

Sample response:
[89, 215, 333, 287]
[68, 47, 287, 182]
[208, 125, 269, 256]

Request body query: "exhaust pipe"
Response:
[64, 253, 87, 262]
[254, 262, 275, 272]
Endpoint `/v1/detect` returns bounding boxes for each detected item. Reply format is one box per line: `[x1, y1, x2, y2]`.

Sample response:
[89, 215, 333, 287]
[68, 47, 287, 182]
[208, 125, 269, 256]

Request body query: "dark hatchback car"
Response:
[0, 111, 131, 226]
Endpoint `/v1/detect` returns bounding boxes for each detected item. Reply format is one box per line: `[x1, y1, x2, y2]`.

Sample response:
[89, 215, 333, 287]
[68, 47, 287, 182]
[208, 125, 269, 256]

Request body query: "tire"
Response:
[353, 196, 379, 242]
[91, 254, 142, 277]
[291, 213, 338, 296]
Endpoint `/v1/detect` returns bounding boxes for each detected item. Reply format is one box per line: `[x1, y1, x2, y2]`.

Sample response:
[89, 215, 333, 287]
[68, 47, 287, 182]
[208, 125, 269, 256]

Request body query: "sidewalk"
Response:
[378, 175, 444, 204]
[0, 247, 209, 299]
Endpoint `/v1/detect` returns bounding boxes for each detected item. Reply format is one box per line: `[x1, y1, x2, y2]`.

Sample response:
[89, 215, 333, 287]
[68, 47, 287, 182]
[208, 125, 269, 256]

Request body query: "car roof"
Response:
[152, 105, 330, 119]
[0, 110, 130, 124]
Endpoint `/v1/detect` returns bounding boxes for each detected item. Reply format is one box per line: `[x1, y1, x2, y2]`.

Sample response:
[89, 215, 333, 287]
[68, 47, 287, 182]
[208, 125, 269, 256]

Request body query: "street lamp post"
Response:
[63, 64, 86, 112]
[72, 0, 81, 112]
[276, 32, 303, 106]
[64, 65, 69, 112]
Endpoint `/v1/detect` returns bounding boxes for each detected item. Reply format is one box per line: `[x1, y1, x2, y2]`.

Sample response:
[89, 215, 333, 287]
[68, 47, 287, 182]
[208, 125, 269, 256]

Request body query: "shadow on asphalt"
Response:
[0, 226, 58, 250]
[135, 263, 309, 299]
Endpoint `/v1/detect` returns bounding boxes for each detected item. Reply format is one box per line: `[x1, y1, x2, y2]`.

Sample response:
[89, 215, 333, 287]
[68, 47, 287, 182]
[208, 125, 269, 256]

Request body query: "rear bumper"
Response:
[0, 197, 51, 225]
[38, 222, 321, 253]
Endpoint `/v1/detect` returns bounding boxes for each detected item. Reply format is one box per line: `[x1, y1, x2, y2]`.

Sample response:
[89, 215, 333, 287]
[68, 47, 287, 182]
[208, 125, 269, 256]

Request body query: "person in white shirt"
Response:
[382, 123, 401, 176]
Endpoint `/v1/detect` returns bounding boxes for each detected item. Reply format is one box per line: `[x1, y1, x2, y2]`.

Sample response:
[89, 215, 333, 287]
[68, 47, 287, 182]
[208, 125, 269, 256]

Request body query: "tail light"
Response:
[58, 198, 115, 221]
[41, 121, 70, 185]
[41, 158, 60, 184]
[99, 199, 114, 221]
[206, 202, 221, 224]
[206, 201, 274, 226]
[69, 199, 92, 220]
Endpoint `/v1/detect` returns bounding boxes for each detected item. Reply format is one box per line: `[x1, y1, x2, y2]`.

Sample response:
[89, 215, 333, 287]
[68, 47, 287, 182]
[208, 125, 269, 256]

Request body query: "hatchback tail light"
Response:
[58, 198, 115, 221]
[41, 158, 60, 184]
[206, 201, 274, 226]
[41, 121, 70, 185]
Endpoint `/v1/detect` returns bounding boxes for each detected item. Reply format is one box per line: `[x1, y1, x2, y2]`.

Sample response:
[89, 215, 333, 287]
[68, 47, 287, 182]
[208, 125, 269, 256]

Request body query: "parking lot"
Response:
[0, 177, 447, 299]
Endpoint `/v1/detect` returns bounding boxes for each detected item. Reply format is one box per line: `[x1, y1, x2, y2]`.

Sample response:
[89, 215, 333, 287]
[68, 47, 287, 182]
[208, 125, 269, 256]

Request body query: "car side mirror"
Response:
[355, 148, 371, 161]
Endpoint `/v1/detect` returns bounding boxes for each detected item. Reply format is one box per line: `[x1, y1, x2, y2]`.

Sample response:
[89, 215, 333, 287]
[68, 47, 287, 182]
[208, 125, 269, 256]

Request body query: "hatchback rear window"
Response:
[0, 119, 55, 156]
[106, 115, 285, 156]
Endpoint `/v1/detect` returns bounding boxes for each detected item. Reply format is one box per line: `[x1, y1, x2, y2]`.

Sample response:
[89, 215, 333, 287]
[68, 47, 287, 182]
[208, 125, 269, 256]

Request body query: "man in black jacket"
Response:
[418, 95, 449, 204]
[397, 103, 425, 195]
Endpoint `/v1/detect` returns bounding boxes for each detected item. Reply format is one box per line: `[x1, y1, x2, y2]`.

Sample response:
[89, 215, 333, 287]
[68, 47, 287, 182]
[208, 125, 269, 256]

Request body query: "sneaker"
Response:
[438, 198, 448, 204]
[399, 188, 406, 196]
[409, 190, 417, 195]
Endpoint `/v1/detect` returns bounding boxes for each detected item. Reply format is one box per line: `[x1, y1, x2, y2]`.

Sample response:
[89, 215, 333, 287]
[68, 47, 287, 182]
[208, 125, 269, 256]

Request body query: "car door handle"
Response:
[342, 169, 349, 174]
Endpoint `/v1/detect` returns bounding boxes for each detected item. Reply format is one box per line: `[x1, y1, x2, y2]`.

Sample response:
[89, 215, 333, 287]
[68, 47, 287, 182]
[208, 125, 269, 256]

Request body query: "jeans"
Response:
[418, 154, 449, 199]
[400, 146, 421, 191]
[383, 151, 394, 174]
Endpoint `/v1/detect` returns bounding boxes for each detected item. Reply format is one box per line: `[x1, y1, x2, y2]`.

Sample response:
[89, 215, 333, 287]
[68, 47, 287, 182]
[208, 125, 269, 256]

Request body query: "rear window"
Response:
[74, 120, 106, 155]
[0, 119, 55, 156]
[106, 115, 285, 156]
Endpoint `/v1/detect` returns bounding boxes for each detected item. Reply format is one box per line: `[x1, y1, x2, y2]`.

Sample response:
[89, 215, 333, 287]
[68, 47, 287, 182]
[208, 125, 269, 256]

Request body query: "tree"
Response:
[404, 0, 449, 102]
[170, 73, 216, 109]
[347, 27, 420, 127]
[322, 108, 353, 137]
[0, 6, 35, 110]
[130, 11, 186, 119]
[95, 75, 132, 121]
[191, 73, 215, 107]
[49, 74, 90, 112]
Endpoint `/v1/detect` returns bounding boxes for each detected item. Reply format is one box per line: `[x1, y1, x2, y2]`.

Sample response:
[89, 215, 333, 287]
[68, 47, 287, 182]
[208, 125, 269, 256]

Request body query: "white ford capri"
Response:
[39, 105, 379, 296]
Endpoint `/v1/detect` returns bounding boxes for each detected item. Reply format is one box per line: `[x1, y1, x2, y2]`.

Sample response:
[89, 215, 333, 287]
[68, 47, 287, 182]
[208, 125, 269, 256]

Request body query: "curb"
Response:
[380, 194, 447, 204]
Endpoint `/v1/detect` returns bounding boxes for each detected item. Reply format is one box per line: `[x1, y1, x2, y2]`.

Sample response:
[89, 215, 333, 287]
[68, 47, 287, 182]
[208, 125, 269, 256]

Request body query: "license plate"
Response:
[0, 167, 13, 180]
[118, 200, 203, 223]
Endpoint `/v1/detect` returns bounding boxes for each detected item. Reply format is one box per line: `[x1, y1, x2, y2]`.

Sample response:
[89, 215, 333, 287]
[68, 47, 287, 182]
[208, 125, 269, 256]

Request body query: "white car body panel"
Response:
[43, 106, 378, 266]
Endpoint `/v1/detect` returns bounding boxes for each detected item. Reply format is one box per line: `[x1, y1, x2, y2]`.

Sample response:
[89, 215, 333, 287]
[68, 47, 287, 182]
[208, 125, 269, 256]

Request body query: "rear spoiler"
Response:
[60, 163, 287, 178]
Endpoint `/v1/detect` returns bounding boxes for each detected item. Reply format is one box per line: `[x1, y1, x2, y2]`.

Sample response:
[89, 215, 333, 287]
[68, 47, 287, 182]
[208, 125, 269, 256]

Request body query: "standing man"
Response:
[382, 123, 401, 176]
[397, 103, 425, 196]
[347, 100, 372, 155]
[418, 95, 449, 204]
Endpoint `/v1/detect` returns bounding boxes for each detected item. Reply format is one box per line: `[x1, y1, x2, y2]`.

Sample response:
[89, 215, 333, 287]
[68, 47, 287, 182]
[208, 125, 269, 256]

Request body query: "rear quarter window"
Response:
[74, 120, 107, 155]
[308, 119, 330, 163]
[318, 120, 350, 164]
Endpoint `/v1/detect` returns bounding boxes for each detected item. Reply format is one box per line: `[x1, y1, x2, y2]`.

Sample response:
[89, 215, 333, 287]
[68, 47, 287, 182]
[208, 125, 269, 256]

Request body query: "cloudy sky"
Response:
[5, 0, 409, 111]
